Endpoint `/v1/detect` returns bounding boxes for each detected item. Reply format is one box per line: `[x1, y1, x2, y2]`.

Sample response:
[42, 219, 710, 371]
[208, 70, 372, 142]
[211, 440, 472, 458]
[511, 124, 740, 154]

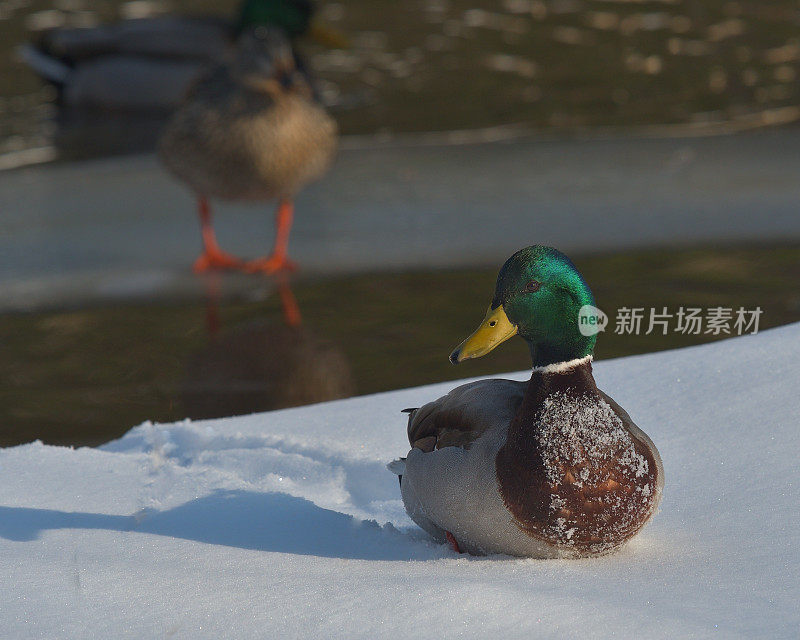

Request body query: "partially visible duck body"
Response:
[19, 1, 318, 112]
[158, 27, 337, 273]
[392, 246, 663, 558]
[20, 16, 233, 111]
[401, 359, 662, 557]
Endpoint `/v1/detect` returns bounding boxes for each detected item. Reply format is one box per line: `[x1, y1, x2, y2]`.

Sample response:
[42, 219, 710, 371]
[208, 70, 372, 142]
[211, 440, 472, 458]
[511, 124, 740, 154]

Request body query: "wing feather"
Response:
[406, 379, 526, 451]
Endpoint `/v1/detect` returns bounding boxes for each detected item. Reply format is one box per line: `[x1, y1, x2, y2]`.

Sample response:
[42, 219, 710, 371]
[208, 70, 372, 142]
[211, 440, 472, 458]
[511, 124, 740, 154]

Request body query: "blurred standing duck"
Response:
[390, 246, 663, 557]
[19, 0, 342, 111]
[158, 26, 337, 273]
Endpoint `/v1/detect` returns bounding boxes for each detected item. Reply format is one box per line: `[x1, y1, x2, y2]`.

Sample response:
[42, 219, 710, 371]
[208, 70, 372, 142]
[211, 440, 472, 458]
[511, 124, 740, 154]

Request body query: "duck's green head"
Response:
[450, 246, 596, 368]
[237, 0, 314, 38]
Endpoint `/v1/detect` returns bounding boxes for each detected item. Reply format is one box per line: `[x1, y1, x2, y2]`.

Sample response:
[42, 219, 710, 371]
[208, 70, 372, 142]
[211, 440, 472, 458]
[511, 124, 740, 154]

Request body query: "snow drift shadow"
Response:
[0, 490, 439, 561]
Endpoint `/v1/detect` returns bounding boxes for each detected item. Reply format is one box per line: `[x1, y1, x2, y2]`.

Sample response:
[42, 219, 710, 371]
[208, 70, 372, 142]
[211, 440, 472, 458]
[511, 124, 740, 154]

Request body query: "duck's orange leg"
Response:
[243, 198, 298, 274]
[193, 196, 243, 273]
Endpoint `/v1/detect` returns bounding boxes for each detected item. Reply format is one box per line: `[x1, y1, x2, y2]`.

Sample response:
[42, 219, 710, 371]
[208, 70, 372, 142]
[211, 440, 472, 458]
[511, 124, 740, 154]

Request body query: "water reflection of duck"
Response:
[181, 278, 354, 419]
[159, 26, 337, 274]
[19, 0, 342, 112]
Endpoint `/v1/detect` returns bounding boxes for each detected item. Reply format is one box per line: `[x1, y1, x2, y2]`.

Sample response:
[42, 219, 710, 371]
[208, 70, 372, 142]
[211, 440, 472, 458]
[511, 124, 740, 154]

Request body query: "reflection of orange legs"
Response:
[193, 196, 243, 273]
[277, 279, 302, 327]
[445, 531, 462, 554]
[244, 198, 298, 274]
[204, 273, 222, 339]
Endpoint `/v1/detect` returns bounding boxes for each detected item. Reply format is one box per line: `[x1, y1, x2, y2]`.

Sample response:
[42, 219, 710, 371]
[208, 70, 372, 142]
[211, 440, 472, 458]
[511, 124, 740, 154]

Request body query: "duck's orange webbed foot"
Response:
[242, 255, 298, 274]
[244, 198, 297, 274]
[192, 248, 244, 273]
[445, 531, 463, 554]
[193, 196, 243, 273]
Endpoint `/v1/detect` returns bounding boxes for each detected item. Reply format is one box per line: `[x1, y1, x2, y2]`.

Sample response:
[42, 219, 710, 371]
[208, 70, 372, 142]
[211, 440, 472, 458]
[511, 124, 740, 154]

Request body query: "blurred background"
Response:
[1, 0, 799, 447]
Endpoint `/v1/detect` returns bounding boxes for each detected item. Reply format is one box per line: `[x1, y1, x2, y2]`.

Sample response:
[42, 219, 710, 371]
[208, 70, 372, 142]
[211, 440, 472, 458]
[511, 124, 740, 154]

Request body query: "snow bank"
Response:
[1, 324, 799, 638]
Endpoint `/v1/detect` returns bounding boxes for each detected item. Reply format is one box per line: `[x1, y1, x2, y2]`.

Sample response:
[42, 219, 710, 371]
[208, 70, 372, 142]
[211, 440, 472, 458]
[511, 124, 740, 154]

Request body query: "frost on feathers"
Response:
[534, 392, 654, 554]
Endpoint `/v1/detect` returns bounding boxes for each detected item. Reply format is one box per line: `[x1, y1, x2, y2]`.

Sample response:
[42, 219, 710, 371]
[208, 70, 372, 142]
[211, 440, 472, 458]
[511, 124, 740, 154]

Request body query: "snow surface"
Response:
[1, 323, 799, 639]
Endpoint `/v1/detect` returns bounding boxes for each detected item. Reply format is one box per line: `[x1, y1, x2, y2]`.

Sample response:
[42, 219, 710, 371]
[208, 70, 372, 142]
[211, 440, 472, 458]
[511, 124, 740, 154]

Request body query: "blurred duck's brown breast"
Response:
[159, 68, 337, 201]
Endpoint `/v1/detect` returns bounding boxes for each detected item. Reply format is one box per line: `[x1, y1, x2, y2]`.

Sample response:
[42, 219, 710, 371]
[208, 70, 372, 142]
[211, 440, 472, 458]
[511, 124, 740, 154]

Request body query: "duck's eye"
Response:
[524, 280, 541, 293]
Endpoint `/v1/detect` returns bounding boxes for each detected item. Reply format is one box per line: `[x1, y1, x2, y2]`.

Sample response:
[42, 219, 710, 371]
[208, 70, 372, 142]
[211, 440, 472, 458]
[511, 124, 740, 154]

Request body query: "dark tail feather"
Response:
[17, 44, 71, 85]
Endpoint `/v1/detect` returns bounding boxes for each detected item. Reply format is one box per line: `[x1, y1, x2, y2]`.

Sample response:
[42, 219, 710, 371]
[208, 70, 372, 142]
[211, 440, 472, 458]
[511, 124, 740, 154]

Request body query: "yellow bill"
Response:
[449, 305, 518, 364]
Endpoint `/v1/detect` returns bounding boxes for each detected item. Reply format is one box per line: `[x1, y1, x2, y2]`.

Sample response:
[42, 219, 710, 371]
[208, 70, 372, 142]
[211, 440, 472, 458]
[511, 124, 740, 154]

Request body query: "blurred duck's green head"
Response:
[237, 0, 314, 38]
[450, 246, 597, 368]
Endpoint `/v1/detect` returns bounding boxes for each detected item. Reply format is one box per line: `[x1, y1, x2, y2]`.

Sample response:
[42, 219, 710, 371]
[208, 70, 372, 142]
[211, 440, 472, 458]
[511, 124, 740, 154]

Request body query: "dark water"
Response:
[2, 243, 799, 449]
[3, 0, 800, 160]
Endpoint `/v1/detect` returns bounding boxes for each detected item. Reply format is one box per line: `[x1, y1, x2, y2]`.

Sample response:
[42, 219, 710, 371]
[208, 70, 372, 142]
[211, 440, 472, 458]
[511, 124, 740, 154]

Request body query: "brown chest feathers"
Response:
[159, 72, 337, 202]
[495, 362, 661, 556]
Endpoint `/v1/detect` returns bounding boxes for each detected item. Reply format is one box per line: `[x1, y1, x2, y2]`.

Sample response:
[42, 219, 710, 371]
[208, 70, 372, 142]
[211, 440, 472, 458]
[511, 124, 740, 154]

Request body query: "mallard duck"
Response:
[19, 0, 341, 111]
[390, 246, 663, 557]
[158, 26, 337, 273]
